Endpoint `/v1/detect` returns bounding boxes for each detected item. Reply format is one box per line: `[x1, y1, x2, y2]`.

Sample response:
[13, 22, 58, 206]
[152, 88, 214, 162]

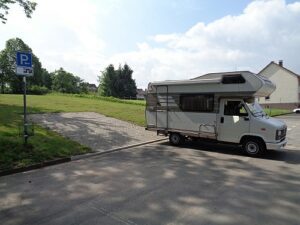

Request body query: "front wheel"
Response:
[169, 133, 184, 146]
[242, 138, 266, 156]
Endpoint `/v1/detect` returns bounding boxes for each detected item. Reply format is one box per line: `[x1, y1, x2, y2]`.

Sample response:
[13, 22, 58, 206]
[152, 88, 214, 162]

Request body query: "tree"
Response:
[51, 68, 82, 94]
[79, 82, 89, 94]
[0, 37, 43, 93]
[0, 49, 12, 93]
[98, 64, 117, 97]
[0, 0, 37, 24]
[41, 68, 52, 89]
[119, 64, 137, 98]
[98, 63, 137, 98]
[0, 38, 29, 93]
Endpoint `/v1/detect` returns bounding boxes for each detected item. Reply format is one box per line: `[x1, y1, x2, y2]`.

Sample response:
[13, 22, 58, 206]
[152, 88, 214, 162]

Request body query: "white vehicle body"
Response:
[293, 108, 300, 113]
[145, 71, 287, 155]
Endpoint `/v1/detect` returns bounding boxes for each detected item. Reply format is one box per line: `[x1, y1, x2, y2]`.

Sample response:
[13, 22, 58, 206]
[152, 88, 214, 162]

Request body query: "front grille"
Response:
[282, 127, 287, 138]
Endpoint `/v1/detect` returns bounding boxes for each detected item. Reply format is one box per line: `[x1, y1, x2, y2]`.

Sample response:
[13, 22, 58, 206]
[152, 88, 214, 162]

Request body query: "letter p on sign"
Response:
[21, 54, 29, 65]
[16, 52, 32, 67]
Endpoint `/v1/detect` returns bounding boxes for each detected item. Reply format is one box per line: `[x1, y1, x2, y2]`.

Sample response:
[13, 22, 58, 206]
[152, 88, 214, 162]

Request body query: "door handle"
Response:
[220, 117, 224, 123]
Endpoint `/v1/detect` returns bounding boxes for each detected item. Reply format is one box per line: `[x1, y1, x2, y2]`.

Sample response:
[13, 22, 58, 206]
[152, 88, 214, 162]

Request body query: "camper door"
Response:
[217, 99, 250, 143]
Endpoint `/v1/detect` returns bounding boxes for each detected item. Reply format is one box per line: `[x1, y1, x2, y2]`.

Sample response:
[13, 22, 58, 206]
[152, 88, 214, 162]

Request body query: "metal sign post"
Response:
[23, 76, 28, 145]
[16, 51, 34, 145]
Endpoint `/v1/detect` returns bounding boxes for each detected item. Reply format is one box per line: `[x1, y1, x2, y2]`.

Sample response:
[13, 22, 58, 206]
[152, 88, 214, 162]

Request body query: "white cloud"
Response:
[1, 0, 300, 89]
[0, 0, 107, 82]
[107, 0, 300, 88]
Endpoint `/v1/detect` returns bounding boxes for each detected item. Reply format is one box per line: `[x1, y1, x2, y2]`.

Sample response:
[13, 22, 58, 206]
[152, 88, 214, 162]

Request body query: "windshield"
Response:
[245, 101, 264, 117]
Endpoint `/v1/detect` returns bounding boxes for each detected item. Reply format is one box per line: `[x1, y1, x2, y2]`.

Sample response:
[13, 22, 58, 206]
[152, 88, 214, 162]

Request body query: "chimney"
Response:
[279, 60, 283, 67]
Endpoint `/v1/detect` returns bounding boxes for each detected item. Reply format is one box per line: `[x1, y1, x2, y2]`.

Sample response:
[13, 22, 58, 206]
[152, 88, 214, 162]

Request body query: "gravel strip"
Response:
[29, 112, 163, 152]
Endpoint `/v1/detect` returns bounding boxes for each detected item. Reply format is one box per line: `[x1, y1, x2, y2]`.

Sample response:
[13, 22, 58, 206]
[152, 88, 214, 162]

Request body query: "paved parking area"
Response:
[276, 114, 300, 150]
[1, 141, 299, 225]
[0, 114, 299, 225]
[29, 112, 163, 152]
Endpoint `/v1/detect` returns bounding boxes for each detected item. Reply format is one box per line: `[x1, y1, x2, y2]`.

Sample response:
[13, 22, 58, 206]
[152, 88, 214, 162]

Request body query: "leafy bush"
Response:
[28, 85, 49, 95]
[0, 86, 13, 94]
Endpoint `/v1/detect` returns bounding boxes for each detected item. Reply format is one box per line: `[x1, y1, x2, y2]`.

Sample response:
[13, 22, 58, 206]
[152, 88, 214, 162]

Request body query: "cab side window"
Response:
[224, 101, 248, 116]
[239, 105, 248, 116]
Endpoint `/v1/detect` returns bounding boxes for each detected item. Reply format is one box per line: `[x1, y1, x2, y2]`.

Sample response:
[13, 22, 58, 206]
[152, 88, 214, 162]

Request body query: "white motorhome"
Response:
[146, 71, 287, 156]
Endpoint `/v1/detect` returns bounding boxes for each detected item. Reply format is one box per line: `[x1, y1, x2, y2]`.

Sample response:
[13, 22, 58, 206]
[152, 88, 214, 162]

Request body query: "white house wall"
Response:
[259, 64, 298, 104]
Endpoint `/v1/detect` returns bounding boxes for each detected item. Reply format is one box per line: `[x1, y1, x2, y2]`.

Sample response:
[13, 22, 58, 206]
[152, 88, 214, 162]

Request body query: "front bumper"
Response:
[266, 140, 287, 150]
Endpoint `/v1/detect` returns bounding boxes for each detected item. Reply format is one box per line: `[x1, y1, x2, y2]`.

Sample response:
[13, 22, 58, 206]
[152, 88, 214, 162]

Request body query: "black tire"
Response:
[296, 110, 300, 114]
[242, 138, 266, 156]
[169, 133, 184, 146]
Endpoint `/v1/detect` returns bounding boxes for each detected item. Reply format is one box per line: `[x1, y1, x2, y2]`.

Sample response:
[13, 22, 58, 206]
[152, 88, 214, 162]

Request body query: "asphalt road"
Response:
[0, 114, 299, 225]
[277, 114, 300, 150]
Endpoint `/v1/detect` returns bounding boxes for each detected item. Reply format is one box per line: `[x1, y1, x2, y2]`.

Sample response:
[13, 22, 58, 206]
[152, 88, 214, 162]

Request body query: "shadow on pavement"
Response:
[158, 139, 300, 165]
[1, 141, 299, 225]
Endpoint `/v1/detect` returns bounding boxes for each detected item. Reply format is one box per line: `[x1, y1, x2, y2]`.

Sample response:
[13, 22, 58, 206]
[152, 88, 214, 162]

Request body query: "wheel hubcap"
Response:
[171, 135, 179, 144]
[247, 142, 258, 154]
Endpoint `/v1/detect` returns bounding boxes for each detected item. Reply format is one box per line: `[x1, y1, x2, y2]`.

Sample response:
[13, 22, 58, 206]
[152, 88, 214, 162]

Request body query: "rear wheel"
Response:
[242, 138, 266, 156]
[169, 133, 184, 146]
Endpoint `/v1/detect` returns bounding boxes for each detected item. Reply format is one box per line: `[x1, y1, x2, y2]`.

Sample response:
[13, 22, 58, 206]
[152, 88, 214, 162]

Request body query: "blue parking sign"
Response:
[16, 52, 32, 67]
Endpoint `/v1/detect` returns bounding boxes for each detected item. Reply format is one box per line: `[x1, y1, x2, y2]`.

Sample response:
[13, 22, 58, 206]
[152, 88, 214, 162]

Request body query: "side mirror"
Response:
[238, 112, 248, 117]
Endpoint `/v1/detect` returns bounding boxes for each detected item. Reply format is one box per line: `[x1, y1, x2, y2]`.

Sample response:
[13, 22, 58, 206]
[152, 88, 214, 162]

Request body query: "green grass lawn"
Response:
[0, 94, 145, 126]
[0, 104, 91, 171]
[0, 94, 146, 171]
[263, 108, 290, 117]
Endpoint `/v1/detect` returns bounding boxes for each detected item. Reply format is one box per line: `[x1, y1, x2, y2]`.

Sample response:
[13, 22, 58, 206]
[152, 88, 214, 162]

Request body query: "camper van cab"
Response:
[145, 71, 287, 156]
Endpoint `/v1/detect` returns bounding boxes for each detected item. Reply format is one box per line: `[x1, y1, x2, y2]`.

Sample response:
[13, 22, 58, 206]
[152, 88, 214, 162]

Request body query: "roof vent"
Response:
[222, 74, 246, 84]
[279, 60, 283, 67]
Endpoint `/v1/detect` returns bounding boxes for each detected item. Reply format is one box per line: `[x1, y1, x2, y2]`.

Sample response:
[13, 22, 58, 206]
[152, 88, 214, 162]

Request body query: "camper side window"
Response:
[180, 94, 214, 112]
[224, 101, 248, 116]
[146, 94, 158, 109]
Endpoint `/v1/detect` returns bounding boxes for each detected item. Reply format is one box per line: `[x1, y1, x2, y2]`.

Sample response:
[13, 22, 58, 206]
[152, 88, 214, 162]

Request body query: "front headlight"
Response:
[276, 129, 286, 140]
[276, 130, 282, 140]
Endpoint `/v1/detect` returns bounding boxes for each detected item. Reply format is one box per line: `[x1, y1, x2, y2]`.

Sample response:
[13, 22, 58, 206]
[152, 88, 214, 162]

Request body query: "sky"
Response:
[1, 0, 300, 89]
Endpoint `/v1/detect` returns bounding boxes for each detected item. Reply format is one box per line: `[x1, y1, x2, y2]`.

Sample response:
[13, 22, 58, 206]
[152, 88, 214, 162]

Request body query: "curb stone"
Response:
[71, 138, 167, 161]
[0, 157, 71, 177]
[0, 138, 167, 177]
